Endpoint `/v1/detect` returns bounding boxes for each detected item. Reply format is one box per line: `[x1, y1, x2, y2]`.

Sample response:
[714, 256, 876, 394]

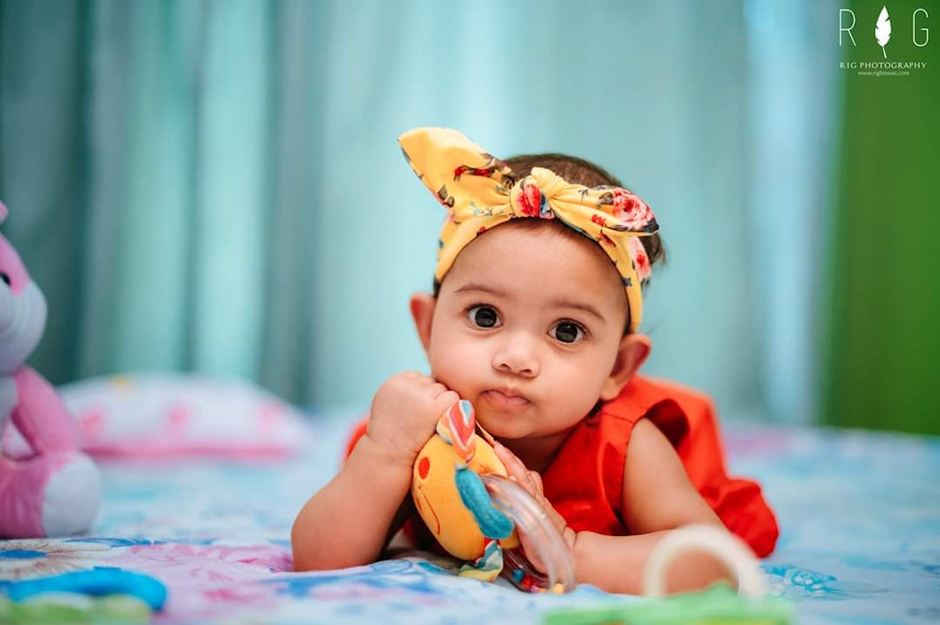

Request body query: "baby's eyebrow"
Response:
[453, 283, 607, 323]
[548, 298, 607, 323]
[453, 284, 509, 298]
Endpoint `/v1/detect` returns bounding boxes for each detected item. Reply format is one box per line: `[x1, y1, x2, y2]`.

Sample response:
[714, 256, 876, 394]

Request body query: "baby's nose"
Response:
[492, 335, 540, 377]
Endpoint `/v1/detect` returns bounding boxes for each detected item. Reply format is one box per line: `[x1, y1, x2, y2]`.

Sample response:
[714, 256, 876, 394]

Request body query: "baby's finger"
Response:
[494, 443, 529, 483]
[428, 376, 456, 391]
[521, 470, 543, 501]
[427, 380, 449, 394]
[434, 390, 461, 412]
[528, 470, 544, 496]
[516, 526, 548, 574]
[543, 502, 572, 542]
[523, 496, 575, 556]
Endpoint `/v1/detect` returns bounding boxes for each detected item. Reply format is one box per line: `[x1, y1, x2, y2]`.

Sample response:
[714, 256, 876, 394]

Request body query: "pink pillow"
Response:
[5, 374, 309, 459]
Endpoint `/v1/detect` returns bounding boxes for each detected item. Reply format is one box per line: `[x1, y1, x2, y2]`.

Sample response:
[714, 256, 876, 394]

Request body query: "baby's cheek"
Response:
[540, 374, 603, 427]
[428, 346, 480, 398]
[561, 371, 591, 399]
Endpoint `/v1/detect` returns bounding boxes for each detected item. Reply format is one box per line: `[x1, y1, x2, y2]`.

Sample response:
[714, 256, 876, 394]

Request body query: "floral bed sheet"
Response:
[1, 414, 937, 624]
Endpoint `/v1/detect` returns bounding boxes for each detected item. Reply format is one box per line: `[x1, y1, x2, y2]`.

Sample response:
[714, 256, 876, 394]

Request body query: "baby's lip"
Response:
[483, 387, 532, 407]
[493, 385, 528, 398]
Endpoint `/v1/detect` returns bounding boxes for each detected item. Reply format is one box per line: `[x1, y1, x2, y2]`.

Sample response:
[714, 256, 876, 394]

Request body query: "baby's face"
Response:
[422, 222, 631, 441]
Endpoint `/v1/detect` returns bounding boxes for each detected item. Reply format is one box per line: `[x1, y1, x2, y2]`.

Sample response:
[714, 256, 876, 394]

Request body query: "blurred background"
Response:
[0, 0, 936, 434]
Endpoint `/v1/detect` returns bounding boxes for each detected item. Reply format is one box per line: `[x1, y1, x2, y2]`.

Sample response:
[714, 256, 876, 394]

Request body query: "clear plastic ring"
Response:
[480, 474, 577, 594]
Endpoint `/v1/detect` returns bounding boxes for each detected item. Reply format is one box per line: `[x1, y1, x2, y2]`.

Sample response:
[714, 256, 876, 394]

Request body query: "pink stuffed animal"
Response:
[0, 200, 101, 538]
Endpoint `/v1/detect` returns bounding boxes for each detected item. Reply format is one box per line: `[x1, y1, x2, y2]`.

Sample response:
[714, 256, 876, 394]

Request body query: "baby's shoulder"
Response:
[600, 375, 714, 424]
[606, 375, 713, 409]
[594, 375, 718, 449]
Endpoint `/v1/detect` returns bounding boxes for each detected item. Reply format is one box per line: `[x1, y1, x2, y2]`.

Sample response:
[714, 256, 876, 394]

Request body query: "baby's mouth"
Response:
[481, 389, 531, 412]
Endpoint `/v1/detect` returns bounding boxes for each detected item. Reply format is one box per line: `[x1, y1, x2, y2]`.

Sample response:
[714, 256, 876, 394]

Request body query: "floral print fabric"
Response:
[0, 413, 936, 624]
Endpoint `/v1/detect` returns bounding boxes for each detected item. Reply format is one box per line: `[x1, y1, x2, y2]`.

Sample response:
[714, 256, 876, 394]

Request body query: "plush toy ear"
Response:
[0, 201, 8, 224]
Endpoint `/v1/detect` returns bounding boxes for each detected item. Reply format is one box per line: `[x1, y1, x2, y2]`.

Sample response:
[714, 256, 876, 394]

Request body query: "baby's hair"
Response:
[432, 153, 666, 335]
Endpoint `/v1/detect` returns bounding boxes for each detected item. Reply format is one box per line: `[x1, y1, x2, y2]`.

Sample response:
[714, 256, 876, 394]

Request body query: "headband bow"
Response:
[399, 128, 659, 332]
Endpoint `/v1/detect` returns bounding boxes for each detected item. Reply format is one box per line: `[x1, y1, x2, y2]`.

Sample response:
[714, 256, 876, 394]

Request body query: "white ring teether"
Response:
[642, 524, 766, 597]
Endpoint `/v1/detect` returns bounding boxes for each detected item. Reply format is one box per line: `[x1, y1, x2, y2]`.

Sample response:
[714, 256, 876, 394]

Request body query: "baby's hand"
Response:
[494, 443, 577, 573]
[365, 371, 460, 468]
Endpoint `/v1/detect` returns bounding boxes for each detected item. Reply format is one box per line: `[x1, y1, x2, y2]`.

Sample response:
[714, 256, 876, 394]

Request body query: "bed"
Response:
[1, 391, 938, 624]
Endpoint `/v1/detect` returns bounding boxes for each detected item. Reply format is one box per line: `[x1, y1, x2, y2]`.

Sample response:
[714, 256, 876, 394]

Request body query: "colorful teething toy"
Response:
[411, 400, 576, 592]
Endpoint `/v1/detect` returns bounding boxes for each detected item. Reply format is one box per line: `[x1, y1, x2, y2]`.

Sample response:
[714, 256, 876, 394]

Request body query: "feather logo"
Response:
[875, 6, 891, 58]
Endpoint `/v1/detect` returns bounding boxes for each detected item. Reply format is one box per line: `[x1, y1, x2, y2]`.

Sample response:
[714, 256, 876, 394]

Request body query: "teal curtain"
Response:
[0, 0, 838, 423]
[823, 0, 940, 435]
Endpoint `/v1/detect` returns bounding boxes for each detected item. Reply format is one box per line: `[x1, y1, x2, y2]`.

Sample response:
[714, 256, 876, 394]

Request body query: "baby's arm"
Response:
[575, 419, 731, 593]
[498, 419, 732, 594]
[291, 372, 459, 571]
[291, 434, 413, 571]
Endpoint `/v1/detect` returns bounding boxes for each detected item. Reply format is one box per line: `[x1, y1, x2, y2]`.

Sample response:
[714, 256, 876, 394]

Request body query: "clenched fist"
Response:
[365, 372, 460, 468]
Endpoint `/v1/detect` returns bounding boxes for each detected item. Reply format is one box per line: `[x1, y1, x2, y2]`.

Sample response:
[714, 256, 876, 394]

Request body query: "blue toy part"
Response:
[4, 567, 167, 611]
[455, 467, 514, 539]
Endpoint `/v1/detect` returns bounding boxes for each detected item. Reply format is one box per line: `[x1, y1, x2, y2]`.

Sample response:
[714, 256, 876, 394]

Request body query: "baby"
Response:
[292, 128, 778, 594]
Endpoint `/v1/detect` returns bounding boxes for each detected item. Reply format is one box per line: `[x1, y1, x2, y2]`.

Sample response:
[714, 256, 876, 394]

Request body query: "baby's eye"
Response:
[467, 305, 501, 329]
[551, 321, 585, 344]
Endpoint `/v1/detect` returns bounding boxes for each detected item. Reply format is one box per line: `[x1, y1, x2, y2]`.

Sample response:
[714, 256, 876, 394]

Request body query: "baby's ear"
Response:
[409, 293, 437, 354]
[599, 333, 651, 401]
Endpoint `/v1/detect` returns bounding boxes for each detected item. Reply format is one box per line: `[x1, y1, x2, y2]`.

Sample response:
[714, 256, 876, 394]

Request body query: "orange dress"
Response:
[344, 375, 779, 558]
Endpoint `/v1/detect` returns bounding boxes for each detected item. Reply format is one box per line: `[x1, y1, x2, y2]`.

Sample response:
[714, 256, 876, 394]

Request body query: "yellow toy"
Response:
[410, 402, 767, 598]
[411, 400, 576, 592]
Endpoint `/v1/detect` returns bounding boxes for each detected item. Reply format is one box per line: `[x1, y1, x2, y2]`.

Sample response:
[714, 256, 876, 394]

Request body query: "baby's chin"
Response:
[473, 409, 535, 440]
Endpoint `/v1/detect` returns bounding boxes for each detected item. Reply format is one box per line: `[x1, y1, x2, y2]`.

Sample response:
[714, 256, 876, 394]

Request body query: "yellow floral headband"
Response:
[398, 127, 659, 332]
